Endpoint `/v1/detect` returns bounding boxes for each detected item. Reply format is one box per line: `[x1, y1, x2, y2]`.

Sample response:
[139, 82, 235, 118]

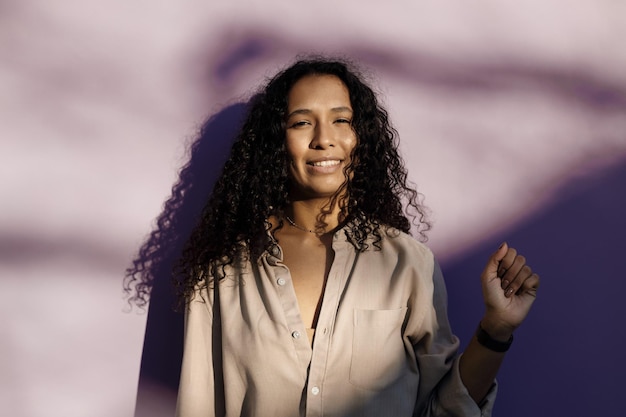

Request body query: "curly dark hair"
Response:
[124, 57, 430, 309]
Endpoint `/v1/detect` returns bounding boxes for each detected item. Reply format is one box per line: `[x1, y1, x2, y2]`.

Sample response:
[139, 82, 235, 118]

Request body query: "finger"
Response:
[516, 273, 540, 298]
[500, 253, 526, 290]
[483, 242, 509, 281]
[494, 242, 508, 262]
[497, 247, 518, 277]
[503, 263, 532, 297]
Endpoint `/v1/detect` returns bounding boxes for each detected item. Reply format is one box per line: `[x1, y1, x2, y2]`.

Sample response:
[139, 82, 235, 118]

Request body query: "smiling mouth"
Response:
[309, 160, 341, 167]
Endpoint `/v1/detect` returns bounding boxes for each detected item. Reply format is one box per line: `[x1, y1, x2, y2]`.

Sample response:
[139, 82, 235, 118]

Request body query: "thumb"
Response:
[483, 242, 508, 280]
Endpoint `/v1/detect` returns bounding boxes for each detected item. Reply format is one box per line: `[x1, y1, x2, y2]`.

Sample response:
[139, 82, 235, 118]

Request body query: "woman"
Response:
[142, 58, 539, 416]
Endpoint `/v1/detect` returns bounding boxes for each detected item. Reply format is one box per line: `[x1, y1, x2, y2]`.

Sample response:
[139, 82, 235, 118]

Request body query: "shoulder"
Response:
[350, 226, 437, 281]
[379, 227, 434, 262]
[339, 221, 436, 273]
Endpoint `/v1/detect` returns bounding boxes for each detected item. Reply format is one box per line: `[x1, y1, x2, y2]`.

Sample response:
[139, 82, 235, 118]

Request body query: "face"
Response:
[284, 74, 357, 201]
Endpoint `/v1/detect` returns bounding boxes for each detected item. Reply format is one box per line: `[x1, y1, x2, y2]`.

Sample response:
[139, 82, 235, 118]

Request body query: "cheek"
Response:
[285, 139, 308, 163]
[284, 144, 301, 173]
[346, 136, 358, 158]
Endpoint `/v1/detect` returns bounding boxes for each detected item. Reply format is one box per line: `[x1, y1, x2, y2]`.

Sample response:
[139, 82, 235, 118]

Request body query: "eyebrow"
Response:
[286, 106, 353, 119]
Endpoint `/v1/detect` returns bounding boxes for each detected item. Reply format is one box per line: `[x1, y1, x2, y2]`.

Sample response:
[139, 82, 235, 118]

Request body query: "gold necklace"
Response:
[285, 216, 316, 233]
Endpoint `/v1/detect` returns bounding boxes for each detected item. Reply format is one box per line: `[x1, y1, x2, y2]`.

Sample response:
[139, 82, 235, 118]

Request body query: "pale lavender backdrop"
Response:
[2, 1, 625, 416]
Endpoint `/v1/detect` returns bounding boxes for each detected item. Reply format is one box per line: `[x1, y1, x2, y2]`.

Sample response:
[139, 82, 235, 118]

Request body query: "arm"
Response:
[460, 242, 540, 403]
[412, 260, 497, 417]
[176, 290, 218, 417]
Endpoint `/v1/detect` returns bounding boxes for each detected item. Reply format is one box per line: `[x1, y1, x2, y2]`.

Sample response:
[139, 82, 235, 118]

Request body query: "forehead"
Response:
[287, 74, 351, 109]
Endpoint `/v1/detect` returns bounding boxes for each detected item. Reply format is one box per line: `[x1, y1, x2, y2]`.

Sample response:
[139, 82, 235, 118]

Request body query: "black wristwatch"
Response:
[475, 322, 513, 352]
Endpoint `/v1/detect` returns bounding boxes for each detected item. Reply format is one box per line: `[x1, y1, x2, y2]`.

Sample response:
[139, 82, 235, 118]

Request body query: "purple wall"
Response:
[3, 2, 625, 416]
[445, 161, 626, 416]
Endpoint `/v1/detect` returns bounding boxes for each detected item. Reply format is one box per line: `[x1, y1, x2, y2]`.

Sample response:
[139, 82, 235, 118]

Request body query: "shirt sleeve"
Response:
[176, 289, 218, 417]
[413, 260, 497, 417]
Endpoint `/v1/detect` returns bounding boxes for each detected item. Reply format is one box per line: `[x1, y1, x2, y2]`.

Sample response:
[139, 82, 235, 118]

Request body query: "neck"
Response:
[287, 199, 343, 234]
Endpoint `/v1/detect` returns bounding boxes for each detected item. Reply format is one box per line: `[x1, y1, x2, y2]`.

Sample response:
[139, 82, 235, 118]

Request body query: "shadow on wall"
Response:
[198, 29, 626, 114]
[131, 103, 248, 417]
[443, 159, 626, 417]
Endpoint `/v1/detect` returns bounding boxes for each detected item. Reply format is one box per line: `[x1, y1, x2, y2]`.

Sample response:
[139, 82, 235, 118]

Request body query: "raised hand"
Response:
[479, 242, 540, 340]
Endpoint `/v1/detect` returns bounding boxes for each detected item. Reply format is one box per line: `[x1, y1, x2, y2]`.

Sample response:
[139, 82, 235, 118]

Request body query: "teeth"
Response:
[312, 160, 340, 167]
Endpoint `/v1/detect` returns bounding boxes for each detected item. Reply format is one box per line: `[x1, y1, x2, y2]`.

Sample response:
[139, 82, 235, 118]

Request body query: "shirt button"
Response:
[311, 386, 320, 395]
[291, 331, 301, 339]
[277, 278, 286, 286]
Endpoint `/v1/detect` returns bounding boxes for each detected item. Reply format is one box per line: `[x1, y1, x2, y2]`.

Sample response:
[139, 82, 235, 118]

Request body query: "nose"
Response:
[310, 122, 334, 149]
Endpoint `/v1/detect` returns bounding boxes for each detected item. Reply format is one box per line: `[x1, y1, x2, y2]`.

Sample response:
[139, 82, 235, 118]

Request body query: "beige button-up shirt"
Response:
[176, 228, 496, 417]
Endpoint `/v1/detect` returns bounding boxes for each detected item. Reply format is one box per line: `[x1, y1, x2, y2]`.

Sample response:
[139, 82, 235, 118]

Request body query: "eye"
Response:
[289, 120, 311, 128]
[335, 118, 352, 124]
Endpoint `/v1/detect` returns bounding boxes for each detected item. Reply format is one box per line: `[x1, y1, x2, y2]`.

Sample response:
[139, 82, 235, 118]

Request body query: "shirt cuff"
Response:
[434, 353, 498, 417]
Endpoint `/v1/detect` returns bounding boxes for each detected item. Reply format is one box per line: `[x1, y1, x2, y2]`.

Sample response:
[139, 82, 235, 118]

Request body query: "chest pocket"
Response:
[349, 307, 408, 390]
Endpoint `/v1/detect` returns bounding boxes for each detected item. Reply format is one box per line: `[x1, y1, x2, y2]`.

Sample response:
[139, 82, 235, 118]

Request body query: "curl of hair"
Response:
[125, 57, 430, 309]
[123, 103, 246, 309]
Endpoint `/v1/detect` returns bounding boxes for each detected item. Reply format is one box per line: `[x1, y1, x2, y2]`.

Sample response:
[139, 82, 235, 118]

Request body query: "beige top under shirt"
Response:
[176, 227, 496, 417]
